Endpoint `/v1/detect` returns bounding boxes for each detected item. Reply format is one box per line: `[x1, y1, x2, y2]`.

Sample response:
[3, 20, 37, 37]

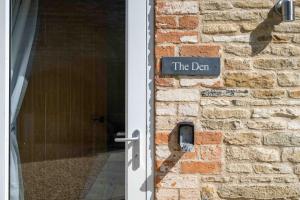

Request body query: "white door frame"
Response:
[0, 0, 154, 199]
[0, 0, 10, 199]
[127, 0, 154, 199]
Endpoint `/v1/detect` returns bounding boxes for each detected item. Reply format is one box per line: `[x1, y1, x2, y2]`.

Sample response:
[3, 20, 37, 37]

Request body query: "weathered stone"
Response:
[226, 163, 252, 173]
[270, 44, 300, 56]
[224, 44, 252, 56]
[203, 11, 261, 21]
[178, 103, 199, 117]
[156, 174, 199, 189]
[179, 189, 200, 200]
[224, 72, 275, 88]
[252, 108, 300, 119]
[201, 184, 221, 200]
[203, 24, 239, 34]
[224, 132, 261, 145]
[253, 163, 293, 174]
[232, 99, 270, 106]
[294, 35, 300, 43]
[180, 78, 221, 87]
[157, 2, 199, 15]
[252, 108, 272, 118]
[239, 176, 272, 183]
[156, 89, 200, 102]
[200, 145, 222, 161]
[263, 132, 300, 146]
[199, 2, 233, 11]
[241, 23, 258, 32]
[273, 176, 299, 183]
[156, 188, 179, 200]
[252, 90, 285, 99]
[200, 99, 231, 106]
[253, 58, 298, 70]
[218, 185, 300, 199]
[224, 58, 251, 70]
[202, 108, 250, 119]
[201, 120, 243, 130]
[226, 146, 280, 162]
[156, 116, 177, 130]
[271, 99, 300, 106]
[232, 0, 273, 8]
[212, 35, 250, 43]
[247, 119, 286, 130]
[180, 35, 198, 43]
[288, 120, 300, 130]
[282, 148, 300, 162]
[201, 89, 249, 97]
[156, 145, 185, 161]
[278, 72, 300, 87]
[275, 23, 300, 33]
[156, 102, 177, 116]
[201, 176, 234, 183]
[289, 90, 300, 98]
[295, 165, 300, 175]
[272, 33, 292, 43]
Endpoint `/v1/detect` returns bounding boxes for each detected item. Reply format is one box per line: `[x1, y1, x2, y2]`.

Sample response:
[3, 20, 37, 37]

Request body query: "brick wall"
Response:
[154, 0, 300, 199]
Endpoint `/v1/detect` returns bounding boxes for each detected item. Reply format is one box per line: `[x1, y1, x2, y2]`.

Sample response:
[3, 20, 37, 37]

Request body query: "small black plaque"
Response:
[161, 57, 220, 76]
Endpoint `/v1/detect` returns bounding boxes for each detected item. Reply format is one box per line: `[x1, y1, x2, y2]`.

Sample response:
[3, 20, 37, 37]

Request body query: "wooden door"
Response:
[17, 1, 109, 199]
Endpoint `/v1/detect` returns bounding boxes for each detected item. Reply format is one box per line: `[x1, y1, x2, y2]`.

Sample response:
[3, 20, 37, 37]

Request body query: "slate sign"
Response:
[161, 57, 220, 76]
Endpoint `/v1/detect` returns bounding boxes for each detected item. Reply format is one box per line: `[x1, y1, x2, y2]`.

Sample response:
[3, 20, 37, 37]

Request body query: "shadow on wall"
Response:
[250, 8, 282, 56]
[155, 126, 188, 187]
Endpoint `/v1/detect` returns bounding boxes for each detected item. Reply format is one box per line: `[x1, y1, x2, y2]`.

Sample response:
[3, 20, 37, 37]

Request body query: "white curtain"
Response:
[10, 0, 38, 199]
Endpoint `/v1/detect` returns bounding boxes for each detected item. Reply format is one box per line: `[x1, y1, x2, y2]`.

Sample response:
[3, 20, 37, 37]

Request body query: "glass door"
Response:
[7, 0, 147, 199]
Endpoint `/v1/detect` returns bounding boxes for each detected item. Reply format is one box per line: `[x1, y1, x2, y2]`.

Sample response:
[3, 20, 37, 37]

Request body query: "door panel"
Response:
[126, 0, 147, 199]
[8, 0, 138, 200]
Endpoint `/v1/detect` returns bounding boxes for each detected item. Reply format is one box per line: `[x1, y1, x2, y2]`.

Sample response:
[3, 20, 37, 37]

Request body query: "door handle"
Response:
[92, 116, 105, 123]
[114, 132, 139, 142]
[114, 130, 140, 169]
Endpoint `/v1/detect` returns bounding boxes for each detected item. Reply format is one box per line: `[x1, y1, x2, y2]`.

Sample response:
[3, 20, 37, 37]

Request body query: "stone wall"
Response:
[154, 0, 300, 199]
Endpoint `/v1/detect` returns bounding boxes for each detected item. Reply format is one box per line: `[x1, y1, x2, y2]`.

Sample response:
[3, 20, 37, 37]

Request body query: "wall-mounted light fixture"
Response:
[275, 0, 295, 22]
[178, 122, 194, 152]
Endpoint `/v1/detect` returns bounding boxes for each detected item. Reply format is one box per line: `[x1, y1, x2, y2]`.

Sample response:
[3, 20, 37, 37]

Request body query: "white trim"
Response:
[126, 0, 148, 199]
[0, 0, 10, 199]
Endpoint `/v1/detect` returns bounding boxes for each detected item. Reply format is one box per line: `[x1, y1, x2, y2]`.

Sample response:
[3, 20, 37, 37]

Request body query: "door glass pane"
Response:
[10, 0, 125, 199]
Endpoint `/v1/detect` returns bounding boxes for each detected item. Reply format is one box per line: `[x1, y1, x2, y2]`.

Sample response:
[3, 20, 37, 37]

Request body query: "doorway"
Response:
[1, 0, 151, 199]
[9, 0, 129, 199]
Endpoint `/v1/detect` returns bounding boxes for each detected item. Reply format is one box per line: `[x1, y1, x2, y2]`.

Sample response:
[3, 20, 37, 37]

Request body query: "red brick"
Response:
[156, 16, 177, 29]
[195, 131, 222, 145]
[155, 132, 169, 144]
[180, 161, 221, 174]
[180, 45, 221, 57]
[156, 30, 198, 43]
[156, 59, 161, 75]
[200, 145, 222, 161]
[201, 80, 224, 89]
[155, 76, 176, 87]
[179, 16, 198, 29]
[182, 150, 198, 160]
[155, 46, 175, 59]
